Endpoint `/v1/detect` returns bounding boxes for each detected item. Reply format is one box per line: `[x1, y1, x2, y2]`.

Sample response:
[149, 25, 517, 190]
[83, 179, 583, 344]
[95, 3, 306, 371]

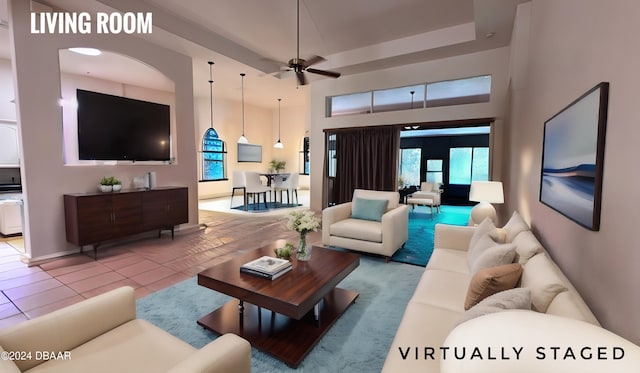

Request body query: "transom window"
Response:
[327, 75, 491, 117]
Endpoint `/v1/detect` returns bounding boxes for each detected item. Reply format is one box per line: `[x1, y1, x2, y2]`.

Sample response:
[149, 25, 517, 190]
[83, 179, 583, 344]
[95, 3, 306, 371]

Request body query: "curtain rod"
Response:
[322, 117, 495, 133]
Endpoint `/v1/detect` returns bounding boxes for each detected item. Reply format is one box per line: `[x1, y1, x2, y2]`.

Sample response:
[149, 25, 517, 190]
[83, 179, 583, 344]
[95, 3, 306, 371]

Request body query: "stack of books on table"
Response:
[240, 256, 292, 280]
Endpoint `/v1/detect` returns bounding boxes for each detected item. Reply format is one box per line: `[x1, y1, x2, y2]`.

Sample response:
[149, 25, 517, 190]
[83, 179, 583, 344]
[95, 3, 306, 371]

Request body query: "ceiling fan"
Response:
[281, 0, 341, 86]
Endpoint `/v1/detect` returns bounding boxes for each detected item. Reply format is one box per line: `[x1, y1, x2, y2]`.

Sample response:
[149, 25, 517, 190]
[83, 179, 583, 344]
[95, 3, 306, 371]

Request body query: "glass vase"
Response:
[296, 233, 312, 261]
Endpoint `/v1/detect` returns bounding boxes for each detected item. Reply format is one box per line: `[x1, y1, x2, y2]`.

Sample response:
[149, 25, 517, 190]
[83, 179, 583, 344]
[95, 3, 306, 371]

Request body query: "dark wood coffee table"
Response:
[197, 240, 360, 367]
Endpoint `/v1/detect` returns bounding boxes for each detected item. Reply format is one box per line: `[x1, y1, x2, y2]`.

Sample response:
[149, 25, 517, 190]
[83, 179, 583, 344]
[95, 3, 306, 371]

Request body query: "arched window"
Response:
[201, 128, 227, 181]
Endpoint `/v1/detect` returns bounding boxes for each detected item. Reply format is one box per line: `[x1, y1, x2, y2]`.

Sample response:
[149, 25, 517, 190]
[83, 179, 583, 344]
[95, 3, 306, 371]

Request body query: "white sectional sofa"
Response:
[0, 286, 251, 373]
[382, 212, 640, 372]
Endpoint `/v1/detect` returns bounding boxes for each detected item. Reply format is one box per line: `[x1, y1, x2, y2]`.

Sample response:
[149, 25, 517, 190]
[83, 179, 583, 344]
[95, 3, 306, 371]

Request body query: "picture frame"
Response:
[237, 143, 262, 163]
[539, 82, 609, 231]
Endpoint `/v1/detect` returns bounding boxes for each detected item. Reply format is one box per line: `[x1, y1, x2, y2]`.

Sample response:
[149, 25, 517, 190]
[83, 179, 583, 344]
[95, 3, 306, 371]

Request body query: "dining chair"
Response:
[274, 172, 299, 205]
[244, 171, 271, 210]
[230, 171, 246, 209]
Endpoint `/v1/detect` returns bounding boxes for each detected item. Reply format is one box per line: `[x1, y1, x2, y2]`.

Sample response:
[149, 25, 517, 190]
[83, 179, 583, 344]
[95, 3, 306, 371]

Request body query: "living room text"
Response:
[30, 12, 152, 34]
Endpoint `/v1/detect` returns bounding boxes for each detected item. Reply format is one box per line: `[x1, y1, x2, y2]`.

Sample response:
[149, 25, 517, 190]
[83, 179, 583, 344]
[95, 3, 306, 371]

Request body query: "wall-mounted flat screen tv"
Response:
[238, 143, 262, 162]
[77, 89, 171, 161]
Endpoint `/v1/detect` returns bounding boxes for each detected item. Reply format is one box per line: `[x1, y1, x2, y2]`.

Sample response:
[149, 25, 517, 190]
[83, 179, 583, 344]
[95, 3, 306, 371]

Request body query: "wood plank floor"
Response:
[0, 209, 321, 329]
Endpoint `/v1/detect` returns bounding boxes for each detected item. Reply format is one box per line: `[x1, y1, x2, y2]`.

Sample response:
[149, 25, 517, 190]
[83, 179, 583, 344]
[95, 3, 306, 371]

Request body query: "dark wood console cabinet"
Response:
[64, 187, 188, 257]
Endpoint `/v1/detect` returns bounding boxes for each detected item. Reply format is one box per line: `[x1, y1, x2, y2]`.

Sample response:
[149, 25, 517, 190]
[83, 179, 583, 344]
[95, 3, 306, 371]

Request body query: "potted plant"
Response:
[99, 176, 122, 192]
[269, 160, 286, 173]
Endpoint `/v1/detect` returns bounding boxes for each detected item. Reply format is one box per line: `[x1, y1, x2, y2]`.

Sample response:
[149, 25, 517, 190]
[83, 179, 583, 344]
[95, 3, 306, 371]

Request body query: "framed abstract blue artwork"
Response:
[539, 82, 609, 231]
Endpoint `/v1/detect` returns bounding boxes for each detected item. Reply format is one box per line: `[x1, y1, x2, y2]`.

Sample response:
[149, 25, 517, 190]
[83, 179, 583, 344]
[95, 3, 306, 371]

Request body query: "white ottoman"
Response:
[406, 197, 440, 215]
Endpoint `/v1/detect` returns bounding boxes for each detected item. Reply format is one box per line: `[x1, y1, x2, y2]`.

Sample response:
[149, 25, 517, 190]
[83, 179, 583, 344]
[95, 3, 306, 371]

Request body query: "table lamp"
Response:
[469, 181, 504, 225]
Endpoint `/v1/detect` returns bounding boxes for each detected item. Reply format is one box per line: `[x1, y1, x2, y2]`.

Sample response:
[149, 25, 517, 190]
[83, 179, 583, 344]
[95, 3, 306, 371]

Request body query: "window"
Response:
[327, 92, 372, 117]
[373, 85, 425, 113]
[425, 159, 443, 184]
[327, 133, 337, 177]
[449, 147, 488, 185]
[326, 75, 491, 117]
[299, 136, 310, 175]
[399, 148, 421, 186]
[426, 75, 491, 107]
[201, 128, 227, 181]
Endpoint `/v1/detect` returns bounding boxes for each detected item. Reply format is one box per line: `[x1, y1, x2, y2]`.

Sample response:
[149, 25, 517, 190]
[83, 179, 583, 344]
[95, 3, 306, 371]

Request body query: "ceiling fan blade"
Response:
[303, 55, 326, 68]
[296, 71, 308, 85]
[306, 68, 341, 79]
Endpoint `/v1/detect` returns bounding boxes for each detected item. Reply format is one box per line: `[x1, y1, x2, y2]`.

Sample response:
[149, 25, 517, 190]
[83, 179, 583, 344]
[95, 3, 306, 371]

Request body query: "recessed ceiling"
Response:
[3, 0, 528, 108]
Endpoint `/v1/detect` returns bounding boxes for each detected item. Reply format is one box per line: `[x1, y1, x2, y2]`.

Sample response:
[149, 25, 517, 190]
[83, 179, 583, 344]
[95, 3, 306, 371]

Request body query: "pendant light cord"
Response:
[208, 61, 214, 129]
[241, 73, 246, 136]
[278, 98, 282, 141]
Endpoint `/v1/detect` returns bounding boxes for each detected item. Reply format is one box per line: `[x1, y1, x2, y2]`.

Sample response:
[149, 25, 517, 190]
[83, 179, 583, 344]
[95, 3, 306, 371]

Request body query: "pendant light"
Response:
[237, 73, 249, 144]
[274, 98, 283, 148]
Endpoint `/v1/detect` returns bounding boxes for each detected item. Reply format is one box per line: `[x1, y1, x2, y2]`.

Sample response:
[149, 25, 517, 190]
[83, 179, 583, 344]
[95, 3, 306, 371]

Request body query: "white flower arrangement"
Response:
[286, 209, 321, 235]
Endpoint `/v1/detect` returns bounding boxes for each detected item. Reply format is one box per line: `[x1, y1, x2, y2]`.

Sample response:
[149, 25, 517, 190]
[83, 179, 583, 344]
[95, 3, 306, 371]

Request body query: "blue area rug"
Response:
[231, 202, 301, 212]
[391, 205, 472, 267]
[137, 256, 423, 372]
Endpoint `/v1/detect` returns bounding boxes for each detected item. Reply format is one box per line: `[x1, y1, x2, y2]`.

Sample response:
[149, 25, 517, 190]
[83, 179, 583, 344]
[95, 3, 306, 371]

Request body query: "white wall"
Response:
[8, 0, 198, 261]
[308, 47, 511, 210]
[506, 0, 640, 344]
[195, 95, 309, 199]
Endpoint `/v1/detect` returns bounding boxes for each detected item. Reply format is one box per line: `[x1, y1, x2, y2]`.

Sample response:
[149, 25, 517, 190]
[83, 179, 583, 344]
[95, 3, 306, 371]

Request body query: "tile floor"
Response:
[0, 191, 318, 329]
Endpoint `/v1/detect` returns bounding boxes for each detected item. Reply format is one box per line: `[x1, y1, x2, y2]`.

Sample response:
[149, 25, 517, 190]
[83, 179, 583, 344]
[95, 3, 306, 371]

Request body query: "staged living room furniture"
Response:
[322, 189, 409, 261]
[381, 212, 640, 372]
[0, 286, 251, 373]
[197, 240, 360, 367]
[63, 187, 188, 258]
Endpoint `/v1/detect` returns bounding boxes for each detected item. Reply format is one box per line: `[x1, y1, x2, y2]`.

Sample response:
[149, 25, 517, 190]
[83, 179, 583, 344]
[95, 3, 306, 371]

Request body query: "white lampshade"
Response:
[469, 181, 504, 204]
[274, 140, 283, 148]
[237, 135, 248, 144]
[469, 181, 504, 225]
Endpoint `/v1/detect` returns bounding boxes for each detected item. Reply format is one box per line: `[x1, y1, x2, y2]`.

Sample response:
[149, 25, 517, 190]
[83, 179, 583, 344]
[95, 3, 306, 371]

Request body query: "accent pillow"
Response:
[469, 218, 499, 251]
[464, 263, 523, 310]
[351, 197, 388, 222]
[512, 230, 544, 264]
[520, 253, 568, 312]
[467, 231, 501, 270]
[502, 211, 530, 243]
[470, 243, 517, 274]
[454, 288, 531, 328]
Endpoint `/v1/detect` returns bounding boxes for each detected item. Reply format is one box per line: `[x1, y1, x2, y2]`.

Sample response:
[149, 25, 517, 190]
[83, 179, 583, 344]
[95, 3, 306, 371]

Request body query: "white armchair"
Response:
[322, 189, 409, 261]
[411, 181, 442, 206]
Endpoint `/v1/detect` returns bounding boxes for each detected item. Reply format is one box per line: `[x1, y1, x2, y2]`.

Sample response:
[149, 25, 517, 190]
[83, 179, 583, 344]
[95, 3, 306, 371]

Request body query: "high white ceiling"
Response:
[1, 0, 527, 108]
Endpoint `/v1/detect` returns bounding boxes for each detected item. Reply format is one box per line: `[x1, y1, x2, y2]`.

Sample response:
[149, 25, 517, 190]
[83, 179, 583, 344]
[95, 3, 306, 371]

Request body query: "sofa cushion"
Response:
[512, 230, 544, 264]
[470, 243, 516, 274]
[381, 302, 463, 373]
[502, 211, 530, 243]
[454, 287, 531, 328]
[329, 218, 382, 242]
[464, 263, 523, 310]
[546, 289, 599, 325]
[25, 319, 195, 373]
[520, 253, 568, 312]
[426, 248, 469, 274]
[351, 197, 388, 222]
[410, 270, 471, 311]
